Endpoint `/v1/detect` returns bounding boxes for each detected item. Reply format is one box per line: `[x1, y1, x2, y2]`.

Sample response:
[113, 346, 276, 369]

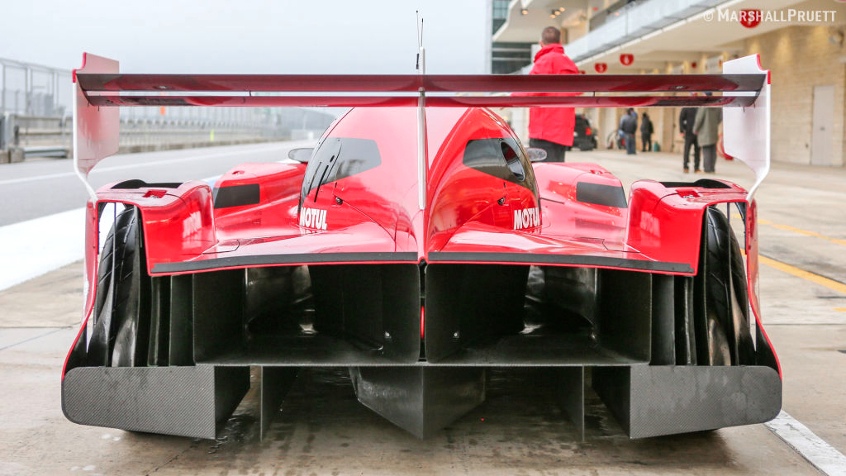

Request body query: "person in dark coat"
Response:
[679, 107, 700, 173]
[522, 26, 579, 162]
[640, 112, 654, 152]
[620, 108, 638, 155]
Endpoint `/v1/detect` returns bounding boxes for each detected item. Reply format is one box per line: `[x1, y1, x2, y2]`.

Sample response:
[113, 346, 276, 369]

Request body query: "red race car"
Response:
[62, 53, 780, 440]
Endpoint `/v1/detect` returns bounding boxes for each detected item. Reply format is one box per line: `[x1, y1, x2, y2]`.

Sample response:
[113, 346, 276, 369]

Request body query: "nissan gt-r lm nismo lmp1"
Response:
[62, 53, 780, 440]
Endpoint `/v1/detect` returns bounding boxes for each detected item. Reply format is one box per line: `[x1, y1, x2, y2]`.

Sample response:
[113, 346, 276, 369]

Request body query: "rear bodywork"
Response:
[62, 53, 780, 440]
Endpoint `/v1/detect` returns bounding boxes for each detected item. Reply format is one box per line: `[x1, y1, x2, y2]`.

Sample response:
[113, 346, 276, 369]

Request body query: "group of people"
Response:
[523, 26, 723, 174]
[617, 109, 654, 155]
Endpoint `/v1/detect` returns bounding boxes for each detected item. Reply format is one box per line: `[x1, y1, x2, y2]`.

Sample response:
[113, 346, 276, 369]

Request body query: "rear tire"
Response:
[694, 206, 755, 366]
[87, 206, 150, 367]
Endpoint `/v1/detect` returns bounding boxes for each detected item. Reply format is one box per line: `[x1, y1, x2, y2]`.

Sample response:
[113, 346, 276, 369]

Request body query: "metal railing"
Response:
[1, 57, 71, 117]
[568, 0, 728, 63]
[0, 111, 334, 163]
[1, 57, 337, 164]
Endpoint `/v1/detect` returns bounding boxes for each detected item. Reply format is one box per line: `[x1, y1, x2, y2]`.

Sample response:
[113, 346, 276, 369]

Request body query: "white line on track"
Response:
[0, 144, 287, 187]
[0, 208, 86, 292]
[765, 411, 846, 475]
[0, 144, 301, 291]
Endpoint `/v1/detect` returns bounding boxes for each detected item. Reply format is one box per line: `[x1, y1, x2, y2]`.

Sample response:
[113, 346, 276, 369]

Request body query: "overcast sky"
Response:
[1, 0, 491, 74]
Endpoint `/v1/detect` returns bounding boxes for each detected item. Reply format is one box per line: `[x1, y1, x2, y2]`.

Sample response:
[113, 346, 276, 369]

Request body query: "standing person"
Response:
[679, 107, 700, 173]
[693, 101, 722, 173]
[524, 26, 579, 162]
[620, 108, 638, 155]
[640, 112, 654, 152]
[616, 114, 626, 149]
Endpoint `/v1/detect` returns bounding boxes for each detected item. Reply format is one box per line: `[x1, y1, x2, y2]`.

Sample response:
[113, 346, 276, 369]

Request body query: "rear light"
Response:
[676, 188, 701, 199]
[143, 189, 168, 198]
[585, 127, 592, 136]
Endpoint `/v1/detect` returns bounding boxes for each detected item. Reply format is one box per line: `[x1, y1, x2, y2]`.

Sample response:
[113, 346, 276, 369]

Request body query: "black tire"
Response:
[87, 206, 150, 367]
[694, 206, 755, 366]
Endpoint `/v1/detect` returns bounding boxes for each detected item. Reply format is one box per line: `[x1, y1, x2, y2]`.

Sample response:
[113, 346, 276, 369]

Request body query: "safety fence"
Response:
[0, 111, 333, 164]
[1, 57, 335, 164]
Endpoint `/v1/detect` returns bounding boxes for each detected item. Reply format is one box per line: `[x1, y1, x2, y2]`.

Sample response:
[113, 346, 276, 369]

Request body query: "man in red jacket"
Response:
[527, 27, 579, 162]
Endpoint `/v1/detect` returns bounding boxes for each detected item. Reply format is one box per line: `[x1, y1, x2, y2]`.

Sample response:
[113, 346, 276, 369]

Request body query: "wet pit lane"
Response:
[4, 302, 803, 474]
[0, 318, 815, 476]
[201, 366, 791, 475]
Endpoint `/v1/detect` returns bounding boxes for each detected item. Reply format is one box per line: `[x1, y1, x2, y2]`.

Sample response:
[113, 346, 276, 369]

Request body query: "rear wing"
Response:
[73, 53, 770, 198]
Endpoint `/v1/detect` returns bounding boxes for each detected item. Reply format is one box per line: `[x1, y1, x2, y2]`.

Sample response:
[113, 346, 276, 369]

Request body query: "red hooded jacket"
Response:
[527, 43, 579, 146]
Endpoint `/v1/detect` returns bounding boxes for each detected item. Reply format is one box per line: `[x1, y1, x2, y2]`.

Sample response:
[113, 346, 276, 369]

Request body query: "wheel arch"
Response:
[73, 180, 216, 360]
[92, 180, 217, 276]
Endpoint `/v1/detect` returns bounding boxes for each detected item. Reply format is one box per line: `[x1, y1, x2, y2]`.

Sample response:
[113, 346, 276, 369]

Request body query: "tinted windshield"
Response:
[300, 137, 381, 203]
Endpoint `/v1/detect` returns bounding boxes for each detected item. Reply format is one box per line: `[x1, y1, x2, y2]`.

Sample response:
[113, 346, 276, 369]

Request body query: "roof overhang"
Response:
[494, 0, 846, 74]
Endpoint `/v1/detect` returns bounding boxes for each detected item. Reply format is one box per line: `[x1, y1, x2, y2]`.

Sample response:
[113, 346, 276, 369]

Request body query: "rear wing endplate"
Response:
[722, 56, 771, 199]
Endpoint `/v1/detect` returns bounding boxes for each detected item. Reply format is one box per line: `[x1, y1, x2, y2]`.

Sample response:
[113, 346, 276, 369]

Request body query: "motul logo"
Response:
[299, 207, 327, 230]
[514, 207, 540, 230]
